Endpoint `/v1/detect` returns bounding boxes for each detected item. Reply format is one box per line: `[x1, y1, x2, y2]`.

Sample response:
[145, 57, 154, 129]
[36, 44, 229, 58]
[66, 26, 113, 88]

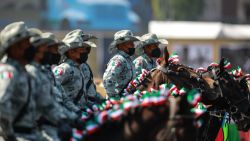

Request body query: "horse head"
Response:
[205, 58, 250, 131]
[141, 47, 220, 105]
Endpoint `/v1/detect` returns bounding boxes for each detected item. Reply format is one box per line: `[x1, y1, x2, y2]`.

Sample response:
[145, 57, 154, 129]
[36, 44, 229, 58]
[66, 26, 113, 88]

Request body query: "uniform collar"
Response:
[117, 50, 131, 59]
[65, 58, 80, 67]
[4, 57, 26, 72]
[142, 53, 155, 63]
[30, 61, 41, 69]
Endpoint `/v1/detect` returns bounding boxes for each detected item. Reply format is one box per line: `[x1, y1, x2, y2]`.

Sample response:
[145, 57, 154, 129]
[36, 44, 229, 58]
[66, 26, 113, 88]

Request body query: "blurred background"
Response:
[1, 0, 250, 77]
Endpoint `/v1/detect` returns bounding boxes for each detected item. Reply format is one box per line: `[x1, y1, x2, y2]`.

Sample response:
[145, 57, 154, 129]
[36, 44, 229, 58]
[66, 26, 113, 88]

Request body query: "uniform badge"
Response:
[112, 61, 121, 67]
[0, 71, 14, 79]
[53, 67, 65, 76]
[137, 60, 143, 66]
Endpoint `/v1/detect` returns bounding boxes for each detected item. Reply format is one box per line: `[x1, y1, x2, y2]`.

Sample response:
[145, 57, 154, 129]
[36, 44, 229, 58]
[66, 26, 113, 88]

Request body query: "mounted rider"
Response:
[133, 33, 168, 76]
[53, 32, 96, 110]
[0, 22, 46, 141]
[64, 29, 104, 105]
[103, 30, 139, 99]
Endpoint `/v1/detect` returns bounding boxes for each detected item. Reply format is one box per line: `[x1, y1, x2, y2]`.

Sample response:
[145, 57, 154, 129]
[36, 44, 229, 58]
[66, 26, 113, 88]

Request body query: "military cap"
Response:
[0, 21, 32, 58]
[59, 34, 95, 55]
[109, 30, 139, 53]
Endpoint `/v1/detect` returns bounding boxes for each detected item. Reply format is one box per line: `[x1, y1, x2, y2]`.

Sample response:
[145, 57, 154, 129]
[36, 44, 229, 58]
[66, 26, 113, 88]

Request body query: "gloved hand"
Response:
[57, 119, 72, 141]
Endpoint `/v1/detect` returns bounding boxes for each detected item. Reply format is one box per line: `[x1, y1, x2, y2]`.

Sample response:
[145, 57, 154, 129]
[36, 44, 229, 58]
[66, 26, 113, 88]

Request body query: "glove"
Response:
[57, 119, 72, 141]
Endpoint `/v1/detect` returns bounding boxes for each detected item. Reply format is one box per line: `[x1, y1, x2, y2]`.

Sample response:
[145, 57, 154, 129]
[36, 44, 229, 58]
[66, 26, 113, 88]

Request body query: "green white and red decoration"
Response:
[0, 71, 14, 79]
[191, 102, 207, 117]
[124, 69, 150, 95]
[196, 67, 207, 73]
[223, 59, 231, 69]
[168, 53, 179, 64]
[245, 74, 250, 80]
[232, 66, 244, 77]
[187, 89, 201, 106]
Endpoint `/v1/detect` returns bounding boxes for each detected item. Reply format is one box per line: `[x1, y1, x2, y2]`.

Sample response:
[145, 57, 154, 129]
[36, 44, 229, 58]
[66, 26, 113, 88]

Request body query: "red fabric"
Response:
[239, 131, 250, 141]
[215, 128, 224, 141]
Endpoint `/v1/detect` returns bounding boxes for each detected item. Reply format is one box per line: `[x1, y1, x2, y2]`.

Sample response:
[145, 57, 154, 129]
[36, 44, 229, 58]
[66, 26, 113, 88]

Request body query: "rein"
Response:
[219, 71, 249, 117]
[156, 63, 205, 91]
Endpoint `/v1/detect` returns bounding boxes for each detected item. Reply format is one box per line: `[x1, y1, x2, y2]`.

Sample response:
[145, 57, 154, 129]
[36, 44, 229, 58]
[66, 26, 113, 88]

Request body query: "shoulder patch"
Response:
[53, 67, 65, 76]
[112, 61, 122, 67]
[136, 59, 143, 66]
[0, 71, 14, 80]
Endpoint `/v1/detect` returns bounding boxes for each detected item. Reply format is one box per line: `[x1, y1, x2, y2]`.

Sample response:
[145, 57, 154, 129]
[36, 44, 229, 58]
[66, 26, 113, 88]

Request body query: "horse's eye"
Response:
[179, 68, 185, 72]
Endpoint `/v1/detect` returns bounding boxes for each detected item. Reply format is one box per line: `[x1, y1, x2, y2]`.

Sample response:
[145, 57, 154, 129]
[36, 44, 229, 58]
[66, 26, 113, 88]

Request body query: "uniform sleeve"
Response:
[133, 58, 144, 76]
[60, 89, 81, 113]
[53, 65, 70, 85]
[0, 69, 16, 138]
[52, 84, 80, 114]
[103, 59, 124, 98]
[34, 76, 66, 125]
[86, 84, 104, 103]
[82, 64, 104, 104]
[37, 98, 67, 125]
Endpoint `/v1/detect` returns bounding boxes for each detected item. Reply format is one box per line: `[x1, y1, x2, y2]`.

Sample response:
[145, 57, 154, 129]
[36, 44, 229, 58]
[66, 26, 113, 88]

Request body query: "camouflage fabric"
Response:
[133, 53, 157, 76]
[43, 65, 80, 118]
[80, 63, 104, 103]
[0, 22, 32, 59]
[108, 30, 139, 53]
[53, 59, 88, 109]
[25, 62, 67, 124]
[0, 58, 45, 141]
[103, 50, 136, 98]
[26, 62, 70, 141]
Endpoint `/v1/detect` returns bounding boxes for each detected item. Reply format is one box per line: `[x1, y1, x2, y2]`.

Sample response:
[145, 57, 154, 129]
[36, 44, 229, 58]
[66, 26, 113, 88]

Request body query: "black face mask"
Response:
[41, 52, 61, 65]
[127, 48, 135, 56]
[50, 53, 61, 65]
[40, 52, 50, 65]
[77, 52, 88, 64]
[151, 48, 161, 58]
[23, 45, 36, 63]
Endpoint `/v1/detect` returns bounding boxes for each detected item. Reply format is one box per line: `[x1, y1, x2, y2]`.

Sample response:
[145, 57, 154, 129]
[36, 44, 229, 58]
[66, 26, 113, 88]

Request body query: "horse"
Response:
[137, 47, 219, 105]
[133, 47, 220, 141]
[81, 47, 216, 141]
[83, 98, 170, 141]
[196, 58, 250, 141]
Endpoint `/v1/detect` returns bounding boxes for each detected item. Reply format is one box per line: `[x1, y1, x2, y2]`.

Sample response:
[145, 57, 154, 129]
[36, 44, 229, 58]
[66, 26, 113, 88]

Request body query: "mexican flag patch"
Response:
[53, 67, 65, 76]
[0, 71, 14, 79]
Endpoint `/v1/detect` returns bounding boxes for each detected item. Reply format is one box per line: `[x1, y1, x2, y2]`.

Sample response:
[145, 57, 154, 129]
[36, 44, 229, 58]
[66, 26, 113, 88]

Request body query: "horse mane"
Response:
[84, 102, 170, 141]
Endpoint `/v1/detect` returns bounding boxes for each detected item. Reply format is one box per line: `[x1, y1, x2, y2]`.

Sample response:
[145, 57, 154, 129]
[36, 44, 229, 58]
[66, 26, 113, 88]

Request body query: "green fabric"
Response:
[227, 124, 240, 141]
[220, 123, 240, 141]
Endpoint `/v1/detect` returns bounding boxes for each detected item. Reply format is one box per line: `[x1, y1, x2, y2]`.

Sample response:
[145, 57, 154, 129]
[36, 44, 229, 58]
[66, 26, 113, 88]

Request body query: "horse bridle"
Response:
[209, 68, 250, 130]
[156, 64, 202, 89]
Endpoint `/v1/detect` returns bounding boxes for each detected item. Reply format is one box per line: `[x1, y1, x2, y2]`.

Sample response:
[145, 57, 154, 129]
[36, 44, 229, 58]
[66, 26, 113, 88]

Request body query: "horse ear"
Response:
[219, 58, 225, 72]
[163, 46, 169, 65]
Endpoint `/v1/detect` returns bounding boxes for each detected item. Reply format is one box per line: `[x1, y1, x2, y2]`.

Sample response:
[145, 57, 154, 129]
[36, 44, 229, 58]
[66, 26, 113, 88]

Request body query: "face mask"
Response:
[40, 52, 50, 65]
[127, 48, 135, 56]
[151, 48, 161, 58]
[41, 52, 61, 65]
[23, 45, 36, 63]
[50, 53, 61, 65]
[77, 52, 88, 64]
